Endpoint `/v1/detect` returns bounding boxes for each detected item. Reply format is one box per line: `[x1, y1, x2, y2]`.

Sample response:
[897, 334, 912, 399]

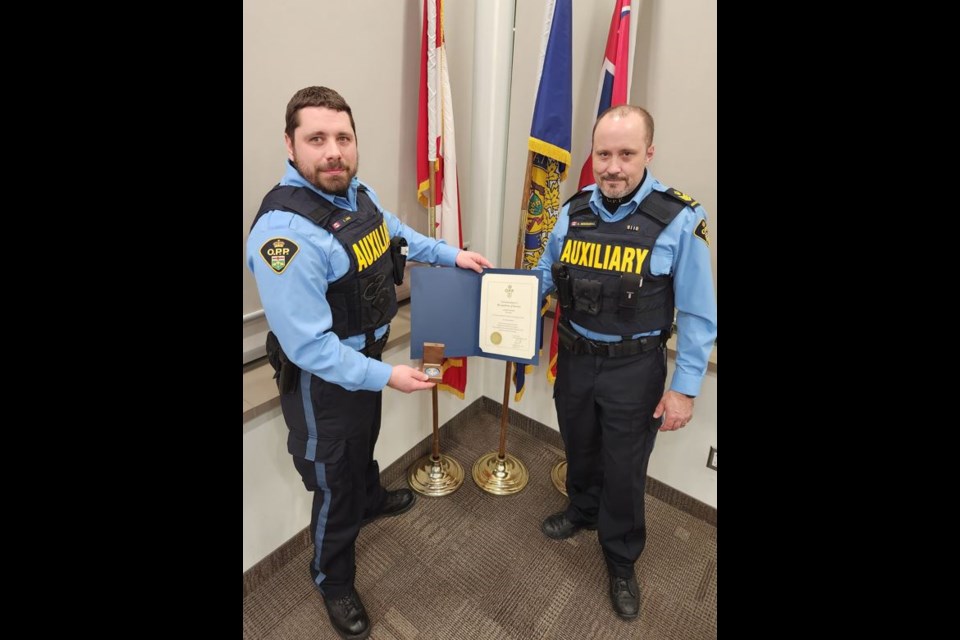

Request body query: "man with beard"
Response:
[247, 86, 492, 640]
[533, 105, 717, 621]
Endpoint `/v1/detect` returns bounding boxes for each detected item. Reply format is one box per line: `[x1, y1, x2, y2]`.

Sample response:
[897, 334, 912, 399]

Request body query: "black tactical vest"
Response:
[557, 189, 687, 337]
[254, 184, 398, 341]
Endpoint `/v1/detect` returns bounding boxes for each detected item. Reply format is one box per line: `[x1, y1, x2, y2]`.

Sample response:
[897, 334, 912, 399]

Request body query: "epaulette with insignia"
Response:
[662, 188, 699, 209]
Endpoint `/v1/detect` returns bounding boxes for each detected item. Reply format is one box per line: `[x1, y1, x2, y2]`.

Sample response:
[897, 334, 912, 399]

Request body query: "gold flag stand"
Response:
[408, 140, 464, 496]
[550, 459, 567, 496]
[472, 151, 544, 496]
[407, 346, 465, 498]
[408, 380, 465, 496]
[471, 362, 529, 495]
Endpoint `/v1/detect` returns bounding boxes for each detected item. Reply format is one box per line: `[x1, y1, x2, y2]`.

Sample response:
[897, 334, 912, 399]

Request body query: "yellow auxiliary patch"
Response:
[694, 219, 710, 247]
[260, 237, 299, 274]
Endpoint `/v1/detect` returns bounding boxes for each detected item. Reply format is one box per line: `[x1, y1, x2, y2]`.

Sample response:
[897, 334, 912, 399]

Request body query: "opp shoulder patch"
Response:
[260, 237, 299, 274]
[694, 219, 710, 247]
[663, 188, 699, 209]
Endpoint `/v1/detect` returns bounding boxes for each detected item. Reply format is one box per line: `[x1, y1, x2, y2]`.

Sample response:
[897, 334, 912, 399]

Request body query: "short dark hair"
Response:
[592, 105, 654, 147]
[284, 86, 356, 140]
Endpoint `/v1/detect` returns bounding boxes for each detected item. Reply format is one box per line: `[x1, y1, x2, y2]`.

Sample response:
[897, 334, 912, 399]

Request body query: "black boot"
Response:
[609, 572, 640, 620]
[541, 511, 597, 540]
[362, 488, 417, 526]
[323, 588, 371, 639]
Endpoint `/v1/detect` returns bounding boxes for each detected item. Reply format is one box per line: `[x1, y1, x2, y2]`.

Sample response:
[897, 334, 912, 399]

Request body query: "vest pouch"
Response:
[552, 263, 572, 310]
[572, 279, 603, 315]
[266, 331, 299, 394]
[390, 236, 408, 285]
[266, 331, 282, 374]
[617, 273, 642, 318]
[278, 357, 300, 395]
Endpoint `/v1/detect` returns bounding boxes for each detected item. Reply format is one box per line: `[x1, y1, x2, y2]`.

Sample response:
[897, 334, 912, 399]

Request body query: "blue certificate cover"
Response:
[409, 267, 543, 365]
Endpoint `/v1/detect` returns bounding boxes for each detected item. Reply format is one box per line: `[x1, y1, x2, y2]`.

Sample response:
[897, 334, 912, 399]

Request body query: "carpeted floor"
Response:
[243, 400, 716, 639]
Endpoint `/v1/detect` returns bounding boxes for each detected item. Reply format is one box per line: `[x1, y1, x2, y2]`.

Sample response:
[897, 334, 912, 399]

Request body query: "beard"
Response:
[294, 155, 357, 196]
[598, 175, 632, 199]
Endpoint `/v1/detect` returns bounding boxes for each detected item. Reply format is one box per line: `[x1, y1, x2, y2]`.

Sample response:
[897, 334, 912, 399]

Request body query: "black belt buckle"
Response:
[591, 339, 611, 357]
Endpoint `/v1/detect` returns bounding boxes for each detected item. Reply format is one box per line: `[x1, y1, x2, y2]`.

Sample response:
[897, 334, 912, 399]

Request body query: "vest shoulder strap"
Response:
[253, 184, 375, 231]
[262, 185, 339, 226]
[565, 189, 594, 217]
[637, 188, 693, 227]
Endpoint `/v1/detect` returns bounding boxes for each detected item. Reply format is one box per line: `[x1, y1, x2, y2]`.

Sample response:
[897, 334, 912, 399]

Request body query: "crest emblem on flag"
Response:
[515, 0, 572, 399]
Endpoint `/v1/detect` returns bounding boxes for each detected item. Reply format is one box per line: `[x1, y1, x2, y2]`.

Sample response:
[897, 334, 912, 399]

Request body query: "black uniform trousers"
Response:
[281, 358, 388, 598]
[554, 340, 667, 578]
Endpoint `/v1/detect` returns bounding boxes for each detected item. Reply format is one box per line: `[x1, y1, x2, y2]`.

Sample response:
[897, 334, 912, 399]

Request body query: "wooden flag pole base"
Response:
[473, 361, 529, 495]
[408, 343, 464, 497]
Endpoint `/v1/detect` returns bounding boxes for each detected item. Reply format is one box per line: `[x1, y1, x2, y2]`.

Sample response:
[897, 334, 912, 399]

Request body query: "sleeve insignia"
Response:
[259, 237, 299, 274]
[694, 219, 710, 247]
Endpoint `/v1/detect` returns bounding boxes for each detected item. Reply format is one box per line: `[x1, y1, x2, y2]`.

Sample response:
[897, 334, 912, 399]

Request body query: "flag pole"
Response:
[472, 150, 535, 496]
[408, 5, 464, 496]
[408, 136, 465, 497]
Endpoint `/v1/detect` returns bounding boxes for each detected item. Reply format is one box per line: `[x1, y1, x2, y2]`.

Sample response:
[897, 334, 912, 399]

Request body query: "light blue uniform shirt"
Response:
[534, 173, 717, 396]
[247, 162, 461, 391]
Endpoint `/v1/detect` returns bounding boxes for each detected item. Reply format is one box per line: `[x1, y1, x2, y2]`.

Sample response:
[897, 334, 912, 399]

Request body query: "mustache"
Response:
[319, 162, 347, 171]
[601, 174, 624, 181]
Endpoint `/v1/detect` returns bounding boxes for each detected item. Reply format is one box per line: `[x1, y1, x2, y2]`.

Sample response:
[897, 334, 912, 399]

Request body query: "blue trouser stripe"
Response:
[311, 461, 332, 586]
[300, 369, 318, 460]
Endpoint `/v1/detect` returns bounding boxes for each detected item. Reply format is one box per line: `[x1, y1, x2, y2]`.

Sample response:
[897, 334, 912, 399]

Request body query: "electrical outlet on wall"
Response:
[707, 447, 717, 471]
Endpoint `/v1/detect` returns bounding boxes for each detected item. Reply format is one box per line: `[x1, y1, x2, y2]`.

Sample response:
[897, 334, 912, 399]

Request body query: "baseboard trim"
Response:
[243, 395, 716, 597]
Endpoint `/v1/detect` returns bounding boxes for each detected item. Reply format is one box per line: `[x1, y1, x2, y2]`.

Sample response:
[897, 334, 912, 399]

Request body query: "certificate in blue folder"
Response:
[409, 267, 543, 365]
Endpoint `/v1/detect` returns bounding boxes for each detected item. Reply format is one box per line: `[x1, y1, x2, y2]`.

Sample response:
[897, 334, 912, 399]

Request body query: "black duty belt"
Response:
[557, 320, 665, 358]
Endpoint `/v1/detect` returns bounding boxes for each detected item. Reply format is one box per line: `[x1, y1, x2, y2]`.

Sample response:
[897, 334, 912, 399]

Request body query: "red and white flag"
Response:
[576, 0, 632, 190]
[417, 0, 462, 248]
[417, 0, 466, 397]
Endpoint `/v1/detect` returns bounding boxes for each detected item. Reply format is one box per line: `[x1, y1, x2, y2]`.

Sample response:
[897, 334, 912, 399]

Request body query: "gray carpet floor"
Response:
[243, 402, 716, 639]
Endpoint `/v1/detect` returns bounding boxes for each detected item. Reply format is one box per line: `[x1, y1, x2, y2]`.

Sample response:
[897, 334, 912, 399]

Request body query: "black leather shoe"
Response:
[541, 511, 597, 540]
[361, 489, 416, 526]
[323, 589, 371, 640]
[609, 573, 640, 620]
